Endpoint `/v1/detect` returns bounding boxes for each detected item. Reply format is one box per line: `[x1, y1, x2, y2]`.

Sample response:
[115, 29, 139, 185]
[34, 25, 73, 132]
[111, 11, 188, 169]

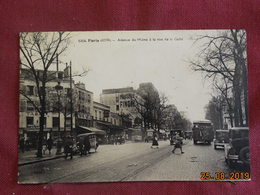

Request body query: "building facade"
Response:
[100, 87, 142, 126]
[92, 101, 125, 143]
[74, 82, 94, 128]
[19, 67, 76, 147]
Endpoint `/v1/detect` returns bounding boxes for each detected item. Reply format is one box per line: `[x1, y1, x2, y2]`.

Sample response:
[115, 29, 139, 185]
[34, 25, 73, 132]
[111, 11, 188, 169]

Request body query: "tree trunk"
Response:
[242, 64, 248, 126]
[233, 51, 243, 127]
[37, 113, 44, 157]
[232, 29, 248, 127]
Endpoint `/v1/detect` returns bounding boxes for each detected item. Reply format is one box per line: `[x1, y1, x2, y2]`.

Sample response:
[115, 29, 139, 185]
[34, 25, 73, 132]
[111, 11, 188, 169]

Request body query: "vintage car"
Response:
[192, 120, 214, 145]
[184, 131, 192, 139]
[214, 129, 229, 149]
[224, 127, 250, 168]
[76, 133, 98, 154]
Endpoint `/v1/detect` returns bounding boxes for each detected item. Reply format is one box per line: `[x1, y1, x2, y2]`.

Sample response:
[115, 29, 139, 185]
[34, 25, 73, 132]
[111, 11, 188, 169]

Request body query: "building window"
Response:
[44, 117, 47, 128]
[116, 105, 119, 111]
[114, 119, 116, 125]
[27, 101, 34, 112]
[66, 88, 71, 97]
[58, 72, 63, 80]
[87, 94, 91, 103]
[27, 85, 34, 95]
[65, 118, 71, 128]
[95, 110, 97, 120]
[52, 117, 59, 128]
[26, 117, 34, 128]
[99, 111, 102, 120]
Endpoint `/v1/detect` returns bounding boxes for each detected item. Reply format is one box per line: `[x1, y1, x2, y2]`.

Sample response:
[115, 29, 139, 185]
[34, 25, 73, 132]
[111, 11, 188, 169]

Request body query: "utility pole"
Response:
[70, 61, 73, 136]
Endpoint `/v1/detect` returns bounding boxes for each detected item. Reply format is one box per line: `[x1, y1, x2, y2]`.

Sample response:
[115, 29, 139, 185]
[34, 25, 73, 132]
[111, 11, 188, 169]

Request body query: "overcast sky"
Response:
[59, 30, 223, 121]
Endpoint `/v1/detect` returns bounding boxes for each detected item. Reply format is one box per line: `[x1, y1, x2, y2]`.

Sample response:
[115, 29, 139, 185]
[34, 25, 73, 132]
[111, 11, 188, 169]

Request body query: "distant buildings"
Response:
[100, 87, 142, 126]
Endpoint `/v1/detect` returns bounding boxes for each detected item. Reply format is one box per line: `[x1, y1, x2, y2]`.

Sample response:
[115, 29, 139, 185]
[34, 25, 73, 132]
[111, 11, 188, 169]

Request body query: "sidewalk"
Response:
[18, 140, 176, 166]
[18, 147, 65, 166]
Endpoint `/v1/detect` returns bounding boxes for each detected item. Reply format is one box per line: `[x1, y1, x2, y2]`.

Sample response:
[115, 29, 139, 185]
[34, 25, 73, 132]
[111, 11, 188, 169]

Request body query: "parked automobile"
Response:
[224, 127, 250, 168]
[214, 129, 229, 149]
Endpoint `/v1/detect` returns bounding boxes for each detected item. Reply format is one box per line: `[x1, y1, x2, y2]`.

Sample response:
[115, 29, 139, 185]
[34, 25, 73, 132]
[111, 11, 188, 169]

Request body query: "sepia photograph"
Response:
[18, 30, 250, 183]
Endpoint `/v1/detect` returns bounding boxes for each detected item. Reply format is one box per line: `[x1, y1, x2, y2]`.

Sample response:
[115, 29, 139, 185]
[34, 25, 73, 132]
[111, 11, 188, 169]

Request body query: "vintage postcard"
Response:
[18, 30, 250, 183]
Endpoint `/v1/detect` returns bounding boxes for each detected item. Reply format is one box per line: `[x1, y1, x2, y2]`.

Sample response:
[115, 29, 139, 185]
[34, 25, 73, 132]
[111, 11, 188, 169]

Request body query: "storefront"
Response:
[126, 128, 143, 141]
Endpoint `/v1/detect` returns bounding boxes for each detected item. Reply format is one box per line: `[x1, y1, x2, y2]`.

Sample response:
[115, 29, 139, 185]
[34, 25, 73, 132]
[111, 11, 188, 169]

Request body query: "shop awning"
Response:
[96, 121, 112, 127]
[127, 128, 142, 131]
[78, 126, 106, 135]
[22, 128, 51, 132]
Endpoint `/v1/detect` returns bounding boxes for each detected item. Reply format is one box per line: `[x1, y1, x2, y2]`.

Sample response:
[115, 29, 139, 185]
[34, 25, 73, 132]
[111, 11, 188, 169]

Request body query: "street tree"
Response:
[205, 96, 225, 130]
[136, 83, 160, 129]
[213, 77, 234, 127]
[190, 30, 247, 127]
[154, 93, 169, 131]
[20, 32, 71, 157]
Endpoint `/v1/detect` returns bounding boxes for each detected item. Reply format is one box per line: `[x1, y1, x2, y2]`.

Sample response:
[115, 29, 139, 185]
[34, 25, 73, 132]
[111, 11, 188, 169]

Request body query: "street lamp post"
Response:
[55, 81, 63, 155]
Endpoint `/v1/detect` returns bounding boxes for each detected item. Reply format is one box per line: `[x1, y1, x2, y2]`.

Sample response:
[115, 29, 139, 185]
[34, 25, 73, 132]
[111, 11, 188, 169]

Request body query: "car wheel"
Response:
[193, 140, 197, 145]
[239, 146, 250, 166]
[214, 144, 217, 150]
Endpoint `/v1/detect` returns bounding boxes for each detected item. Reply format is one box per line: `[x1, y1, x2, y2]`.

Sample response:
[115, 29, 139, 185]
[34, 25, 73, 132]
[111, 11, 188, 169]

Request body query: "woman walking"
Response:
[151, 135, 159, 149]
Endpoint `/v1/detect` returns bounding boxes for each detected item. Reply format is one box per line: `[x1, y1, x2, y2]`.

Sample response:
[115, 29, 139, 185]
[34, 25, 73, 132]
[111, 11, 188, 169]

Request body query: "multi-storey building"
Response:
[19, 67, 75, 147]
[74, 82, 94, 128]
[100, 87, 142, 126]
[91, 101, 126, 143]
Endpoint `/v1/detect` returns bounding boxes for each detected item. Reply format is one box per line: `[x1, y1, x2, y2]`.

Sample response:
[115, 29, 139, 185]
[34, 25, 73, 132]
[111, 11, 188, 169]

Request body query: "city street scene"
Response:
[18, 30, 250, 183]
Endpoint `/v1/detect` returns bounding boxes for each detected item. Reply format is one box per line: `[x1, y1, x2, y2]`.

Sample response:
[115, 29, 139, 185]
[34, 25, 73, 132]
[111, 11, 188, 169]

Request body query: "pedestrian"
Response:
[64, 135, 73, 159]
[83, 136, 91, 155]
[95, 139, 99, 152]
[46, 137, 53, 155]
[42, 140, 47, 155]
[77, 141, 84, 156]
[151, 135, 159, 149]
[172, 133, 184, 154]
[19, 136, 25, 153]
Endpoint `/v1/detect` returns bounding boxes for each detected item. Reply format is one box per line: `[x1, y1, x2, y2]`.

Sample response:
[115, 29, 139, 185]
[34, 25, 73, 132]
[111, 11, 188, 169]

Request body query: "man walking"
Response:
[46, 137, 53, 155]
[172, 133, 184, 154]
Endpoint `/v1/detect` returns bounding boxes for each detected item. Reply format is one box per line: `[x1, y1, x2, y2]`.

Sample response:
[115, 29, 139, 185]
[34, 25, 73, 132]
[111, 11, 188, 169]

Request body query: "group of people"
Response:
[108, 135, 124, 145]
[150, 133, 184, 154]
[42, 138, 53, 155]
[19, 136, 31, 153]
